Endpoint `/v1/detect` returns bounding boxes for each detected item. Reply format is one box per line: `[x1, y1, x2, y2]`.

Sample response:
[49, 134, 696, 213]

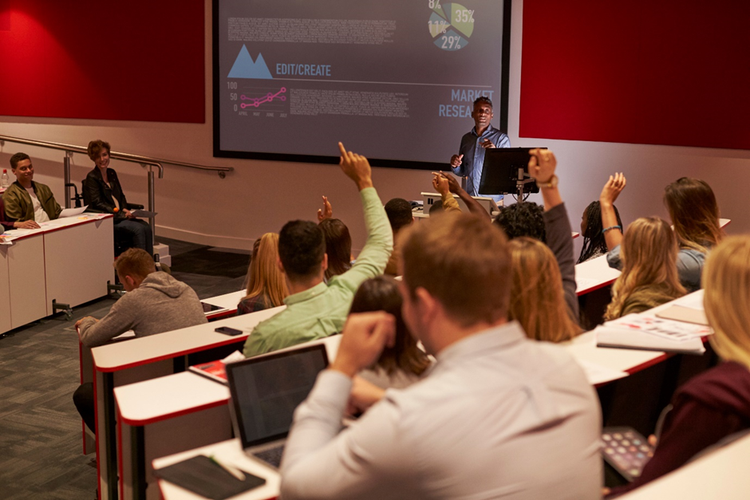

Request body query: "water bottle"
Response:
[0, 169, 9, 189]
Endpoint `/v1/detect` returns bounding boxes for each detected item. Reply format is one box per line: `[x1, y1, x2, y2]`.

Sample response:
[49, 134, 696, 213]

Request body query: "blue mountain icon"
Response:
[228, 46, 273, 79]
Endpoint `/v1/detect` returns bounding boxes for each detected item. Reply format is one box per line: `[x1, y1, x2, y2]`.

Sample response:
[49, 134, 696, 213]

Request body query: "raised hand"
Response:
[338, 142, 373, 191]
[600, 173, 627, 207]
[317, 195, 333, 222]
[528, 148, 557, 184]
[441, 172, 462, 194]
[431, 172, 450, 196]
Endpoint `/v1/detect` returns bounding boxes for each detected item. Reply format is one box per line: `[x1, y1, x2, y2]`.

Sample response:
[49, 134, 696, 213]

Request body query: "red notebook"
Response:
[189, 360, 228, 384]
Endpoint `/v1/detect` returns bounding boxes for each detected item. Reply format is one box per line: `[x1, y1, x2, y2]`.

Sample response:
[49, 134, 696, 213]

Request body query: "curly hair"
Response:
[493, 202, 546, 242]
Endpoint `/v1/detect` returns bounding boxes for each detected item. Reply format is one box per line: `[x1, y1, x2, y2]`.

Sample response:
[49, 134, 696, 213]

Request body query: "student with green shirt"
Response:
[243, 142, 393, 357]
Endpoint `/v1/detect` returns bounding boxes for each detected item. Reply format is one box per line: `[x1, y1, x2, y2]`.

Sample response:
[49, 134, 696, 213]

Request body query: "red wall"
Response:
[0, 1, 204, 123]
[520, 0, 750, 150]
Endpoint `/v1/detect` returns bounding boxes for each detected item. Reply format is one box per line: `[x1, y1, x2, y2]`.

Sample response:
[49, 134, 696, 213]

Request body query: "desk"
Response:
[575, 254, 621, 296]
[92, 305, 285, 500]
[0, 213, 114, 334]
[201, 289, 245, 321]
[117, 334, 341, 500]
[115, 373, 232, 500]
[616, 433, 750, 500]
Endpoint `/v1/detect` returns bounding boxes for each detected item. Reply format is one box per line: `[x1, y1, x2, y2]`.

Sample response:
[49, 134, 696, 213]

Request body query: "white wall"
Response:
[1, 0, 747, 254]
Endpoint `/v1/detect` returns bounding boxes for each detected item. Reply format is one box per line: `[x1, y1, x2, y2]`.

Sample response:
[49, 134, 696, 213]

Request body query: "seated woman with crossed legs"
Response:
[84, 140, 153, 256]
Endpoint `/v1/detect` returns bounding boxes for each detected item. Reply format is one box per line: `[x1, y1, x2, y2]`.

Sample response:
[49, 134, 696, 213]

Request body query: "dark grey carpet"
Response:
[0, 237, 248, 499]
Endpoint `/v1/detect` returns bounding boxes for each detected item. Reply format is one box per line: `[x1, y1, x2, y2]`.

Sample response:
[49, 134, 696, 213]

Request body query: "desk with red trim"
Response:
[0, 213, 114, 334]
[91, 305, 285, 500]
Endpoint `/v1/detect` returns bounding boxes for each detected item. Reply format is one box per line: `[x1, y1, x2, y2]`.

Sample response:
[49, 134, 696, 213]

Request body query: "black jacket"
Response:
[83, 167, 132, 221]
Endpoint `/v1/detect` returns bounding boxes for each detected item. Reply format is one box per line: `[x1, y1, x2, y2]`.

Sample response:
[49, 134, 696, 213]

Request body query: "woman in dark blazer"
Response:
[84, 140, 153, 256]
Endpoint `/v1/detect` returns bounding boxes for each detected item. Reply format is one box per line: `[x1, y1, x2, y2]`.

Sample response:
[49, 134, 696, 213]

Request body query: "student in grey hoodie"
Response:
[74, 248, 207, 431]
[76, 248, 207, 347]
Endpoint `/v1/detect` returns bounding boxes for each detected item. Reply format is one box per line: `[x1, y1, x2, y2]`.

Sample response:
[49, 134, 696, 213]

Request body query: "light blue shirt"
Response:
[281, 321, 602, 500]
[451, 124, 511, 201]
[607, 245, 706, 293]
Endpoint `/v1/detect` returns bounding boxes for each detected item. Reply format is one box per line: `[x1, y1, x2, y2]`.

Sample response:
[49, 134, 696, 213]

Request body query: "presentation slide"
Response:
[214, 0, 508, 168]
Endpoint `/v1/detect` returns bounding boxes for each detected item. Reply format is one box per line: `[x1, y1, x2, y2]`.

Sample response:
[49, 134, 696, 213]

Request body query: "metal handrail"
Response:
[0, 134, 233, 177]
[0, 134, 232, 245]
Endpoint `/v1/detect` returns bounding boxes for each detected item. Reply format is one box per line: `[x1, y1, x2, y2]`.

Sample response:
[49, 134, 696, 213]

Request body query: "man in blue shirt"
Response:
[450, 96, 510, 201]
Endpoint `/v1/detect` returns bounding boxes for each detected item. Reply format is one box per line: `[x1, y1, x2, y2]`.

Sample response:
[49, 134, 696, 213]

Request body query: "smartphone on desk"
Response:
[215, 326, 243, 336]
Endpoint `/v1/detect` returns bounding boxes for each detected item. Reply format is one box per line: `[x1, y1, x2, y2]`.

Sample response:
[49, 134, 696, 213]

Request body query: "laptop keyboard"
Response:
[254, 445, 285, 468]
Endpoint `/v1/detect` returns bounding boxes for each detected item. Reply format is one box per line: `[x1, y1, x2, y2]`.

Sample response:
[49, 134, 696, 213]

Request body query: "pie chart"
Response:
[428, 2, 475, 51]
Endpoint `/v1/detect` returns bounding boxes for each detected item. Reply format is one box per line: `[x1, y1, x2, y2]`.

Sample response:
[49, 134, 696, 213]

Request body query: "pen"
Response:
[208, 454, 245, 481]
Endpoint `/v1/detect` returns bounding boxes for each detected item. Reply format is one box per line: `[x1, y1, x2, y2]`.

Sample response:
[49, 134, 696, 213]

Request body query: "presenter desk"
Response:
[0, 213, 114, 335]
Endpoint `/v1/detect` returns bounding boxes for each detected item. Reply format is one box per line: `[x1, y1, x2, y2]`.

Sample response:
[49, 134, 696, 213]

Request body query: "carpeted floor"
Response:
[170, 246, 250, 279]
[0, 237, 249, 499]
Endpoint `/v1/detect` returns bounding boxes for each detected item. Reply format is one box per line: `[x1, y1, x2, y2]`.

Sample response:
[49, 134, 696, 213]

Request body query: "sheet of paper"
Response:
[609, 314, 712, 342]
[595, 325, 706, 355]
[59, 205, 88, 218]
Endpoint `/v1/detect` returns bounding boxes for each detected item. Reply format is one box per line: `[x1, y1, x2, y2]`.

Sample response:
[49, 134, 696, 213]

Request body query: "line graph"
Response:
[240, 87, 287, 108]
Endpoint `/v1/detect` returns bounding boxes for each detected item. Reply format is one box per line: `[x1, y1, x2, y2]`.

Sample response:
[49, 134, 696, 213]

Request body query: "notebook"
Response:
[226, 344, 329, 470]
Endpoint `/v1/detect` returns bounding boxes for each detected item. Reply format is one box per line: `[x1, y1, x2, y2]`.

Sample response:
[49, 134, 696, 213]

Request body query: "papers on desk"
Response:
[595, 314, 711, 354]
[59, 205, 88, 218]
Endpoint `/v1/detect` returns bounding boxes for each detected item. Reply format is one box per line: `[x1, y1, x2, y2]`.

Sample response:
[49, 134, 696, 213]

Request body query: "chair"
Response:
[81, 178, 144, 256]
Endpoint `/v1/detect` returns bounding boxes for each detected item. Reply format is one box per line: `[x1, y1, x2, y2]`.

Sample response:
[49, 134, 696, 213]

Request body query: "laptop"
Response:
[420, 191, 501, 215]
[225, 344, 329, 469]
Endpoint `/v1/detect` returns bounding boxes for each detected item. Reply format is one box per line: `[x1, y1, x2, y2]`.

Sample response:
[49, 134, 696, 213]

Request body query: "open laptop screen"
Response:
[226, 344, 329, 449]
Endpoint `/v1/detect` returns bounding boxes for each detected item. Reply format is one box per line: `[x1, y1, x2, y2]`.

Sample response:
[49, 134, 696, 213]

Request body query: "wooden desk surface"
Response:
[575, 254, 621, 296]
[114, 372, 230, 426]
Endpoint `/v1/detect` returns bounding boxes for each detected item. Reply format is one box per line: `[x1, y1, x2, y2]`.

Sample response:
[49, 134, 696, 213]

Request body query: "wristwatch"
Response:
[538, 175, 558, 189]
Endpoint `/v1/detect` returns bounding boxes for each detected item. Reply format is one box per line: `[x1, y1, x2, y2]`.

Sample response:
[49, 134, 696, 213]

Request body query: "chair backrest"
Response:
[66, 182, 82, 208]
[81, 178, 91, 207]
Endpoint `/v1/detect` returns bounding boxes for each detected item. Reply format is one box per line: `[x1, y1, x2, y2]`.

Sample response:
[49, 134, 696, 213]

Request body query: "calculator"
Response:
[601, 427, 655, 482]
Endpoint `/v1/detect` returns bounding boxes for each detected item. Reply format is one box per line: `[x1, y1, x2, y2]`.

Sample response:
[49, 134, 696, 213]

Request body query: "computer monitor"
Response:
[478, 148, 545, 196]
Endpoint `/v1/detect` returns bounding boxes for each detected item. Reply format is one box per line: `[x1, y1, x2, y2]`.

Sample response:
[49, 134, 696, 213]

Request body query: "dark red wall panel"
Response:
[0, 1, 204, 123]
[520, 0, 750, 150]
